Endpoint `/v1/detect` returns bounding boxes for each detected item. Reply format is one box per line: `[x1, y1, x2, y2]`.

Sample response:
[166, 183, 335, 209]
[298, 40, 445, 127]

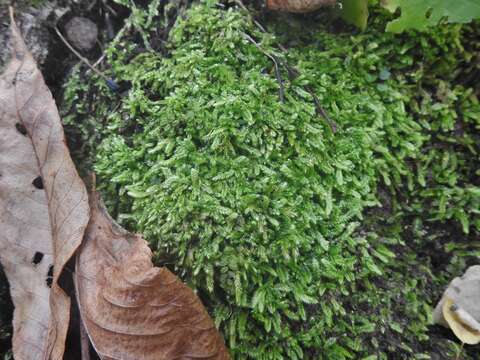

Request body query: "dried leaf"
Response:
[75, 192, 230, 360]
[442, 298, 480, 345]
[266, 0, 336, 13]
[0, 9, 90, 360]
[434, 266, 480, 345]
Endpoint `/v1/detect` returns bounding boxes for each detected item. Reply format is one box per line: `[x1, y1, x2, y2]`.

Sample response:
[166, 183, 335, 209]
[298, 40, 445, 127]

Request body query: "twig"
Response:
[55, 26, 104, 79]
[235, 1, 337, 132]
[102, 0, 119, 17]
[235, 0, 267, 32]
[54, 26, 119, 91]
[309, 87, 337, 132]
[85, 19, 131, 76]
[242, 32, 285, 103]
[9, 6, 15, 23]
[90, 53, 107, 71]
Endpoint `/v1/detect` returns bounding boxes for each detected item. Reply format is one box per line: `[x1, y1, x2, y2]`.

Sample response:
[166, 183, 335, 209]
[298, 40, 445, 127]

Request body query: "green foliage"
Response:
[62, 2, 480, 358]
[339, 0, 370, 30]
[383, 0, 480, 32]
[408, 84, 480, 233]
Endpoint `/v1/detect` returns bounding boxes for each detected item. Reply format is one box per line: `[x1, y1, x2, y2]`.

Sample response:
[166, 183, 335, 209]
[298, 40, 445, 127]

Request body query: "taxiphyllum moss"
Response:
[62, 2, 480, 358]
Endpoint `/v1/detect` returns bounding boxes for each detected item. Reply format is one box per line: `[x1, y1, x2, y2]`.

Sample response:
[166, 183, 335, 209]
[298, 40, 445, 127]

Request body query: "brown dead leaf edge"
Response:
[0, 9, 230, 360]
[76, 192, 230, 360]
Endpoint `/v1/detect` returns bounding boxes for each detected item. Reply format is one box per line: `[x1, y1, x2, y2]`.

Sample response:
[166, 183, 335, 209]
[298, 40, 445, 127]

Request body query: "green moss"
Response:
[62, 2, 480, 359]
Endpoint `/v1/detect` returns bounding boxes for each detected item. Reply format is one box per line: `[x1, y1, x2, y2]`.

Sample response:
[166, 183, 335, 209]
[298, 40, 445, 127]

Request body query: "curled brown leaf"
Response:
[1, 9, 230, 360]
[76, 192, 230, 360]
[76, 193, 229, 360]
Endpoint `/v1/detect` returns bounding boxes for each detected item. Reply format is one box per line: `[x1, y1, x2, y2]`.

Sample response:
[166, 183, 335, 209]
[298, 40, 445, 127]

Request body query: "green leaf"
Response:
[383, 0, 480, 33]
[339, 0, 369, 31]
[389, 321, 403, 333]
[298, 293, 318, 304]
[127, 189, 148, 198]
[252, 289, 266, 313]
[357, 320, 376, 333]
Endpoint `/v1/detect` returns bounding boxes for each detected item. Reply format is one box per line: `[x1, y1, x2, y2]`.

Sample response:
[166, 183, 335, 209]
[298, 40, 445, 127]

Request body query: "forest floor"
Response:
[1, 0, 479, 359]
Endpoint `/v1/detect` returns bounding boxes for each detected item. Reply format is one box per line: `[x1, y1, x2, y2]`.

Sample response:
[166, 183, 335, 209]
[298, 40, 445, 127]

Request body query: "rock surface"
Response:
[65, 16, 98, 51]
[0, 2, 60, 72]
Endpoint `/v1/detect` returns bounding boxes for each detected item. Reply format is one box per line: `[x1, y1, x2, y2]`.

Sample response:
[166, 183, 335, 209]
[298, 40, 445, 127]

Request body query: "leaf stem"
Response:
[455, 342, 464, 360]
[54, 26, 119, 91]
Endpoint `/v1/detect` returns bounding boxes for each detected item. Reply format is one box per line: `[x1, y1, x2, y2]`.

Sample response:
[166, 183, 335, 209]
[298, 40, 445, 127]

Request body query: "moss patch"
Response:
[62, 2, 480, 359]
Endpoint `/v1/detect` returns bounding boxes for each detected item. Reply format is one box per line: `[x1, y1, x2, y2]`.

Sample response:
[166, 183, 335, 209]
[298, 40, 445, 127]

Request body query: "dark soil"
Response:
[0, 264, 13, 357]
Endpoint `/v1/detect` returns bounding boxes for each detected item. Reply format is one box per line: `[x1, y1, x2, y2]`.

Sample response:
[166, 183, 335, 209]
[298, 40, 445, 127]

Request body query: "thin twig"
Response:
[55, 26, 120, 91]
[235, 0, 267, 32]
[9, 6, 15, 23]
[281, 60, 336, 132]
[85, 18, 130, 76]
[91, 53, 107, 70]
[54, 26, 108, 82]
[242, 32, 285, 103]
[272, 54, 285, 103]
[102, 0, 119, 17]
[235, 1, 336, 132]
[309, 87, 337, 132]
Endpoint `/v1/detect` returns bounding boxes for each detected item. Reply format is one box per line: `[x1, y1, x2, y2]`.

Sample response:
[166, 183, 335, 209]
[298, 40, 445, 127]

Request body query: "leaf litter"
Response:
[0, 8, 229, 360]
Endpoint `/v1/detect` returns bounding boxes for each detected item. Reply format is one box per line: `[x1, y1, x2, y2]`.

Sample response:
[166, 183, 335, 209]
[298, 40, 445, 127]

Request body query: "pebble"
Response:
[65, 17, 98, 52]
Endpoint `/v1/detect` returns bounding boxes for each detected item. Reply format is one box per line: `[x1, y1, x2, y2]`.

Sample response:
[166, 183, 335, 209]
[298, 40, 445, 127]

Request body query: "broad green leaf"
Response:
[340, 0, 369, 30]
[384, 0, 480, 33]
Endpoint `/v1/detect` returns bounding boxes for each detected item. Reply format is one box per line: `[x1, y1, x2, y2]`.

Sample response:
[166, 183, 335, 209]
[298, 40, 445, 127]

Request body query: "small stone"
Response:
[65, 17, 98, 52]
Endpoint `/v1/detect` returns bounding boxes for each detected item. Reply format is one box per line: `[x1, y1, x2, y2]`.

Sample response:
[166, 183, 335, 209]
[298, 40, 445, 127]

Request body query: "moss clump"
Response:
[63, 2, 480, 359]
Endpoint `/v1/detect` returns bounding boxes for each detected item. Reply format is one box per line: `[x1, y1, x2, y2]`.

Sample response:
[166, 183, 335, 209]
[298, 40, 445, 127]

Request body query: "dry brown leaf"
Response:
[0, 9, 90, 360]
[266, 0, 336, 13]
[442, 298, 480, 345]
[434, 266, 480, 345]
[76, 192, 230, 360]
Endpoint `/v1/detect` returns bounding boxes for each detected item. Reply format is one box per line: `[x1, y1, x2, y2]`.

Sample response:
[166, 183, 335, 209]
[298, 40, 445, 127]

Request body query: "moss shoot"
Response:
[62, 2, 480, 359]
